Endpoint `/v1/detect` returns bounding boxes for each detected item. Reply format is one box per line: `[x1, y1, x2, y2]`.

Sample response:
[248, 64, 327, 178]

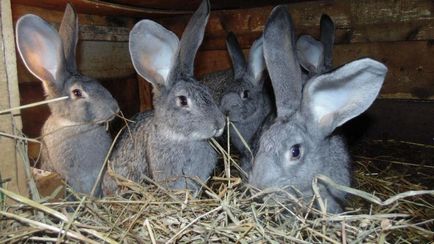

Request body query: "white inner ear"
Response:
[296, 35, 323, 73]
[311, 83, 350, 122]
[143, 33, 175, 81]
[307, 58, 387, 130]
[17, 15, 65, 84]
[129, 20, 179, 87]
[248, 39, 265, 82]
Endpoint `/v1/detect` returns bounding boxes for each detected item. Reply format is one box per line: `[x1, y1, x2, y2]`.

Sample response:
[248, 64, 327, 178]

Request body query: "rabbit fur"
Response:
[103, 0, 225, 195]
[202, 33, 273, 173]
[249, 6, 388, 213]
[296, 14, 335, 80]
[16, 4, 119, 197]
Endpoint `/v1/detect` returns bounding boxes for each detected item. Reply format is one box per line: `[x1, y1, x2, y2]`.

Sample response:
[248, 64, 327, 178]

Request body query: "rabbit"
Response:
[16, 4, 119, 197]
[102, 0, 225, 195]
[296, 14, 335, 80]
[220, 34, 273, 172]
[249, 6, 388, 213]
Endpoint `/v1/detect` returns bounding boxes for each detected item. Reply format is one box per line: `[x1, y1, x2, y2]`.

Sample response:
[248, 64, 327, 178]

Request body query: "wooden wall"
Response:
[0, 0, 28, 198]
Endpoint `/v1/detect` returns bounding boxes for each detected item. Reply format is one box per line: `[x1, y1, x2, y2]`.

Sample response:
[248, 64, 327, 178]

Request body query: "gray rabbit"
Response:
[296, 14, 335, 80]
[102, 0, 225, 195]
[249, 6, 387, 213]
[203, 33, 273, 173]
[16, 4, 119, 197]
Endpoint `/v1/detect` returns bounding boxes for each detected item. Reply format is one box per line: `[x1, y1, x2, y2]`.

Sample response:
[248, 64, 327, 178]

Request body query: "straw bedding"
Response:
[0, 134, 433, 243]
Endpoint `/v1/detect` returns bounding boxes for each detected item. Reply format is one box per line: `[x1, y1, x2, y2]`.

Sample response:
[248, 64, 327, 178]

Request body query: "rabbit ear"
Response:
[296, 35, 324, 75]
[169, 0, 210, 80]
[16, 14, 68, 95]
[263, 5, 302, 118]
[303, 58, 387, 136]
[129, 20, 179, 88]
[246, 37, 265, 87]
[59, 3, 78, 72]
[226, 32, 247, 80]
[320, 14, 335, 71]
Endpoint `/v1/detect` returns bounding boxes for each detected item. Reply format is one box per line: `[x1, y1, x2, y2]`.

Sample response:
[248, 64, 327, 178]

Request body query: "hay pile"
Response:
[1, 101, 433, 243]
[1, 137, 433, 243]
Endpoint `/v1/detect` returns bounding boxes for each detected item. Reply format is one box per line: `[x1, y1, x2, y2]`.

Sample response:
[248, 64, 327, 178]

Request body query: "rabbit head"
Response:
[296, 14, 335, 78]
[16, 4, 119, 124]
[249, 6, 387, 211]
[219, 33, 267, 123]
[129, 0, 225, 140]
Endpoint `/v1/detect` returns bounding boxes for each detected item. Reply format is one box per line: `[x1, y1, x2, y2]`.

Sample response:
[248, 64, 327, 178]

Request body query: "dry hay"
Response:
[1, 102, 434, 243]
[0, 139, 433, 243]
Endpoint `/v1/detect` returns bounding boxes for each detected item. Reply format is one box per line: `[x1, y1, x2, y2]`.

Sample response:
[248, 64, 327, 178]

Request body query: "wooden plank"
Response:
[195, 40, 434, 100]
[12, 0, 191, 18]
[0, 0, 28, 197]
[109, 0, 313, 11]
[158, 0, 434, 50]
[333, 41, 434, 100]
[137, 75, 153, 112]
[343, 99, 434, 145]
[18, 40, 135, 83]
[12, 4, 133, 42]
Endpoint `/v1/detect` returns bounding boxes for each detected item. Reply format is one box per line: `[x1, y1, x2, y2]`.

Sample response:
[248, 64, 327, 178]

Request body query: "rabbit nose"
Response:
[213, 117, 226, 137]
[112, 101, 120, 113]
[214, 127, 224, 137]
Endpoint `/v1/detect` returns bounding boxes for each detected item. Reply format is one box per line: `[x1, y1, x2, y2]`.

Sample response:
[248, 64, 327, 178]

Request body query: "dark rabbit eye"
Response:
[290, 144, 301, 160]
[240, 90, 249, 100]
[177, 95, 188, 107]
[72, 89, 82, 98]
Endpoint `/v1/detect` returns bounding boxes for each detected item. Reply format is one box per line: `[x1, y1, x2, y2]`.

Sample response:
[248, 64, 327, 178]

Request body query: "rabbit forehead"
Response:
[259, 115, 308, 151]
[224, 78, 258, 94]
[65, 75, 107, 95]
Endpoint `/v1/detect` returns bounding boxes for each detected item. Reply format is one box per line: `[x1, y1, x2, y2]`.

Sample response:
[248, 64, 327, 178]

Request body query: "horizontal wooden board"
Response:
[195, 40, 434, 100]
[12, 0, 316, 16]
[17, 40, 135, 83]
[12, 4, 134, 42]
[343, 99, 434, 145]
[159, 0, 434, 50]
[12, 0, 191, 17]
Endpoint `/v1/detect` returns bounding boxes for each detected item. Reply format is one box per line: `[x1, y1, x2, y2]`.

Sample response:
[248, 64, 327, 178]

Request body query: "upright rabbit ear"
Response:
[302, 58, 387, 136]
[226, 32, 247, 80]
[169, 0, 210, 80]
[246, 36, 265, 87]
[59, 3, 78, 72]
[263, 5, 302, 118]
[320, 14, 335, 71]
[129, 20, 179, 88]
[296, 35, 324, 75]
[16, 14, 68, 95]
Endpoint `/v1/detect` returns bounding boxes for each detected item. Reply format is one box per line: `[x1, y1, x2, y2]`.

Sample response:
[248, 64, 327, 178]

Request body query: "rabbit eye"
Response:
[290, 144, 301, 160]
[240, 90, 249, 100]
[72, 89, 83, 98]
[177, 95, 188, 107]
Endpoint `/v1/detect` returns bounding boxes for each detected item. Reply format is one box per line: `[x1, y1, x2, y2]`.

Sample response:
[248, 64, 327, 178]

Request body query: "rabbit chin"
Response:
[160, 129, 216, 141]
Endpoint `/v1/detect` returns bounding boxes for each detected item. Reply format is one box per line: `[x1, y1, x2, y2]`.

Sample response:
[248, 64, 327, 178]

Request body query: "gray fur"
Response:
[103, 0, 225, 195]
[16, 4, 119, 197]
[296, 14, 335, 79]
[249, 6, 388, 213]
[203, 33, 273, 173]
[220, 36, 272, 172]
